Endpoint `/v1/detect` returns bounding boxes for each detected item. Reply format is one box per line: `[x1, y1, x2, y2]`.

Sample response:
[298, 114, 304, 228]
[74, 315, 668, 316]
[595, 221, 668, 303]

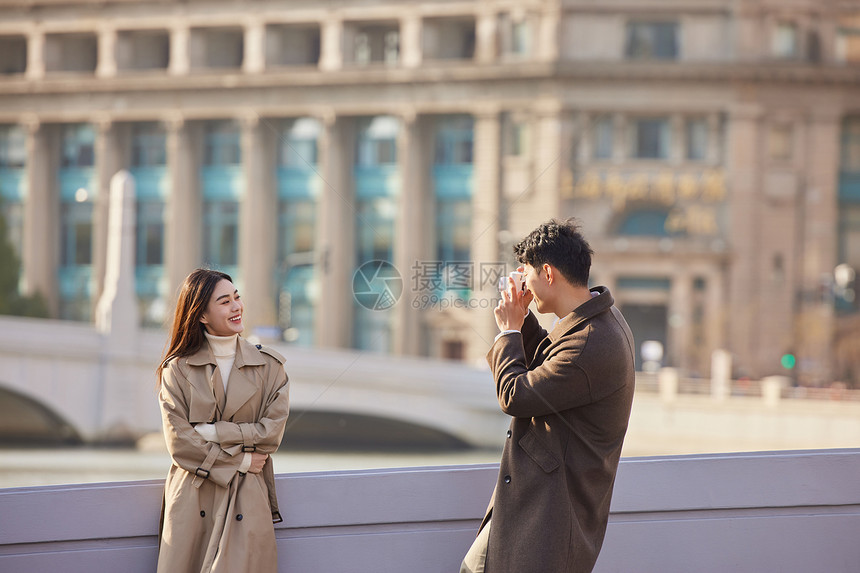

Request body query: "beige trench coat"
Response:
[157, 337, 290, 573]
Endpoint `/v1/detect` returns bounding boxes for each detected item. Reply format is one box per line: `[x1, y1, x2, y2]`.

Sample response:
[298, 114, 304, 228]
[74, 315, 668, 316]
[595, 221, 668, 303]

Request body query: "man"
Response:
[461, 219, 635, 573]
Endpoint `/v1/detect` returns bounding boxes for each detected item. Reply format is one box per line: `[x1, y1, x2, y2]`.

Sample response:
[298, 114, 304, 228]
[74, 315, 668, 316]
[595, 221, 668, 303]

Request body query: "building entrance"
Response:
[621, 304, 669, 370]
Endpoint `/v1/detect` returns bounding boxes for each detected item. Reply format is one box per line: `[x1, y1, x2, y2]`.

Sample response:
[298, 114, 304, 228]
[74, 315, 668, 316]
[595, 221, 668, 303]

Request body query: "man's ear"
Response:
[544, 264, 554, 284]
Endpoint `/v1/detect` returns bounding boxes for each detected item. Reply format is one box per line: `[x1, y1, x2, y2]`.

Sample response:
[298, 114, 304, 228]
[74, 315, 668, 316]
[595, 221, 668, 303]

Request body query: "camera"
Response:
[498, 271, 526, 292]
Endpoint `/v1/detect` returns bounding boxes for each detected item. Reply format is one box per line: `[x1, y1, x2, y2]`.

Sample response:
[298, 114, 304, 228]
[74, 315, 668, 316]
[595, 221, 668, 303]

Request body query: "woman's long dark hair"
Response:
[156, 268, 232, 386]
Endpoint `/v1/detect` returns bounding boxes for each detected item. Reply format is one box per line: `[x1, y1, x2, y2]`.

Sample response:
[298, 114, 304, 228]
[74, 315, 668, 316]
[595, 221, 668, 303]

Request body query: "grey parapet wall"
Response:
[2, 450, 860, 572]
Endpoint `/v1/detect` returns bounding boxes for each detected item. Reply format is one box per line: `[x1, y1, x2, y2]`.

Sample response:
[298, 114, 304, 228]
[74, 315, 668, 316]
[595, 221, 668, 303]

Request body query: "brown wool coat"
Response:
[481, 287, 635, 573]
[157, 337, 290, 573]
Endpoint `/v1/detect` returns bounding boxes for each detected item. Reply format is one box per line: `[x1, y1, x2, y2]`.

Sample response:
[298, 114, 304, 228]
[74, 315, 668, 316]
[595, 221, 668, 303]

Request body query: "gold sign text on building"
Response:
[561, 168, 728, 236]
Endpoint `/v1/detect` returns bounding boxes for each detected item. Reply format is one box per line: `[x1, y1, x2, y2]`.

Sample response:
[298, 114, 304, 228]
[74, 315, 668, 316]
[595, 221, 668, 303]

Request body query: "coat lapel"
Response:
[185, 344, 220, 422]
[222, 338, 266, 421]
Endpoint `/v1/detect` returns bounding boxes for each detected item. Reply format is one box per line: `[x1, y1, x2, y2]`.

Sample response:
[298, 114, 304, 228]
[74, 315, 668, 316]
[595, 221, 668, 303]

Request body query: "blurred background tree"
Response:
[0, 196, 48, 318]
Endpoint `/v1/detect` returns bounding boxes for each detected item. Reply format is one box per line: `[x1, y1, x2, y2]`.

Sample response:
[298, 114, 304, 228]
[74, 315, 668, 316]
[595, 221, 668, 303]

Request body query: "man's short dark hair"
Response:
[513, 218, 593, 287]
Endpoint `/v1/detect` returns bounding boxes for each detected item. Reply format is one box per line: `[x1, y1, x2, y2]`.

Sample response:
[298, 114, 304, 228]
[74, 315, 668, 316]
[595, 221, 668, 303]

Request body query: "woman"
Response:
[156, 268, 289, 573]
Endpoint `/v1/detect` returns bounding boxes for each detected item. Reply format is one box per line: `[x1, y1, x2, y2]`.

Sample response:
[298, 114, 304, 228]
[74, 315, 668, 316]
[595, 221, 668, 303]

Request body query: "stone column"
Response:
[798, 109, 840, 384]
[243, 20, 265, 74]
[21, 119, 58, 312]
[537, 6, 560, 62]
[93, 120, 122, 307]
[393, 112, 425, 355]
[475, 11, 498, 64]
[239, 113, 277, 333]
[315, 114, 354, 348]
[575, 111, 592, 164]
[96, 27, 117, 78]
[670, 114, 684, 165]
[26, 30, 45, 80]
[470, 110, 502, 361]
[400, 15, 422, 69]
[726, 104, 762, 377]
[320, 19, 343, 71]
[527, 105, 563, 228]
[612, 113, 626, 164]
[164, 117, 200, 294]
[703, 266, 726, 370]
[669, 271, 692, 370]
[169, 25, 190, 76]
[707, 113, 722, 165]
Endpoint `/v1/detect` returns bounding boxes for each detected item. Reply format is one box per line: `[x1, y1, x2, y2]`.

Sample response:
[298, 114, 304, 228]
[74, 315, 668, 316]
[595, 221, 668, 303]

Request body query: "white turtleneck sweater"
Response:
[194, 331, 252, 474]
[204, 331, 239, 391]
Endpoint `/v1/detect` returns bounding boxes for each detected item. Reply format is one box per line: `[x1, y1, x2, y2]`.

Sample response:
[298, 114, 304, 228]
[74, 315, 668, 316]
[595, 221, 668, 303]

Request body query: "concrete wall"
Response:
[1, 449, 859, 572]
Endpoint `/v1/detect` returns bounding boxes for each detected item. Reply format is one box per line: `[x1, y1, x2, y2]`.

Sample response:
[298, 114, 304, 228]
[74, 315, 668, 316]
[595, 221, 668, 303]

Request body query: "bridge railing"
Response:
[1, 449, 859, 572]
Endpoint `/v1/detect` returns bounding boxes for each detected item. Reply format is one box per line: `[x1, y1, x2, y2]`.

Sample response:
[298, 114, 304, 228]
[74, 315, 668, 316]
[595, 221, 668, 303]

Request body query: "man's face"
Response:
[522, 263, 547, 312]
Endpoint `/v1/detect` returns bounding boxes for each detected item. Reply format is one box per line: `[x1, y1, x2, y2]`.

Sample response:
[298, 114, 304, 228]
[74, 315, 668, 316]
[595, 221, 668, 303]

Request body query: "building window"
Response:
[348, 23, 399, 66]
[842, 118, 860, 172]
[435, 115, 473, 165]
[0, 36, 27, 75]
[357, 116, 399, 166]
[686, 118, 709, 161]
[61, 125, 95, 168]
[423, 17, 475, 61]
[772, 22, 799, 59]
[190, 27, 244, 70]
[131, 123, 167, 167]
[0, 124, 26, 169]
[279, 117, 320, 168]
[769, 124, 794, 162]
[631, 118, 670, 160]
[277, 117, 321, 345]
[625, 22, 679, 60]
[116, 30, 170, 72]
[202, 121, 242, 272]
[45, 33, 97, 73]
[504, 115, 529, 157]
[266, 24, 320, 67]
[593, 116, 614, 160]
[836, 17, 860, 63]
[203, 201, 239, 267]
[0, 124, 26, 260]
[499, 13, 533, 57]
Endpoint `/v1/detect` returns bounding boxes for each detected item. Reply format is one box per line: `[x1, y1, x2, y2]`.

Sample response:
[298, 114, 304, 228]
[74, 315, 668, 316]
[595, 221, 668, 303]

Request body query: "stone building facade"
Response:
[1, 0, 859, 385]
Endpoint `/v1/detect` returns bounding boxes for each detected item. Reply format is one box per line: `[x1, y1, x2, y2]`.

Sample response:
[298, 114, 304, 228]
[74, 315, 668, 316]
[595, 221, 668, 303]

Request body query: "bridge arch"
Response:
[0, 384, 82, 446]
[281, 410, 472, 451]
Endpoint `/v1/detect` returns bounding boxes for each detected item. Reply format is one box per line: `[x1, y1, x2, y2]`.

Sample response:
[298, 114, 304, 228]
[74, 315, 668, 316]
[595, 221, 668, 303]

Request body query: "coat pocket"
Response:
[518, 430, 560, 473]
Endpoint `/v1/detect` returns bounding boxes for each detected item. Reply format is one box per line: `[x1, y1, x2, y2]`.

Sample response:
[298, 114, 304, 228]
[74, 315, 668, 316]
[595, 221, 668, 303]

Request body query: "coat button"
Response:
[504, 475, 511, 484]
[200, 510, 205, 517]
[506, 430, 512, 438]
[236, 514, 243, 521]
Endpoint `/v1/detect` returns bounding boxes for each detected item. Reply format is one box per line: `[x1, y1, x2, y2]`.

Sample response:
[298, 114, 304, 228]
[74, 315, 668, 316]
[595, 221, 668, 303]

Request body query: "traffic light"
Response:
[780, 353, 796, 370]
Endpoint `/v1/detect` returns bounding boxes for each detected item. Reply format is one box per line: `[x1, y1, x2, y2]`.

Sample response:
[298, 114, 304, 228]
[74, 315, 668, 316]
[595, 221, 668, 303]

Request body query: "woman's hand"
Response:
[248, 452, 269, 474]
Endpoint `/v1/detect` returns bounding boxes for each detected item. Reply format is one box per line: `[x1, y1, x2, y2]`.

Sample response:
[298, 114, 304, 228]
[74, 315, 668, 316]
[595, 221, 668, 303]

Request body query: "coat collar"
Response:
[546, 286, 614, 343]
[185, 337, 267, 421]
[186, 336, 267, 367]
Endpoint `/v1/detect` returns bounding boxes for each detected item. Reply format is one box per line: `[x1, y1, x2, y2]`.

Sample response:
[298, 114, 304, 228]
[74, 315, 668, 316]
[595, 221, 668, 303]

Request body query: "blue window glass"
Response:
[432, 116, 474, 300]
[276, 118, 321, 344]
[353, 116, 400, 352]
[58, 124, 96, 321]
[356, 116, 399, 167]
[61, 124, 95, 168]
[202, 121, 242, 276]
[0, 124, 27, 262]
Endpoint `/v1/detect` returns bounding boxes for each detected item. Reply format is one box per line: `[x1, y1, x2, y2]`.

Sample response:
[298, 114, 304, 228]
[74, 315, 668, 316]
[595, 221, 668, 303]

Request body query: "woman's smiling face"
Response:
[200, 278, 244, 336]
